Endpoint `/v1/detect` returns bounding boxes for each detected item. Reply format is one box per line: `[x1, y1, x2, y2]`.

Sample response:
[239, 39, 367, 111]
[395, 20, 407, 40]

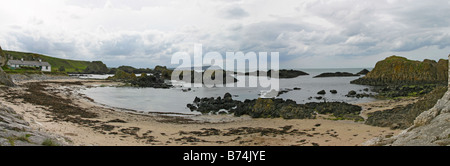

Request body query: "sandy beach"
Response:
[0, 78, 406, 146]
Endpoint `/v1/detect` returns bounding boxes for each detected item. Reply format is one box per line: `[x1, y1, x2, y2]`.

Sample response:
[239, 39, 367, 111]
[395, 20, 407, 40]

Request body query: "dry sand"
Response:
[0, 79, 406, 146]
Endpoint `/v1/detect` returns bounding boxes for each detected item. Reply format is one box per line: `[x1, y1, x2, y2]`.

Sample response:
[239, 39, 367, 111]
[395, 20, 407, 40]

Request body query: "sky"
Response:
[0, 0, 449, 69]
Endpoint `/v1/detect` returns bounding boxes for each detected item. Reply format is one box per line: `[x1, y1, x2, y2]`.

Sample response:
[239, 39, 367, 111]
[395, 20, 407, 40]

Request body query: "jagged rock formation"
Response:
[351, 56, 448, 86]
[365, 55, 450, 146]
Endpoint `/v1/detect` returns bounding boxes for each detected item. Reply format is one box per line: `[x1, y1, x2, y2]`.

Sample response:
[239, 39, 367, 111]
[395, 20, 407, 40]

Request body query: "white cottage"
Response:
[7, 59, 52, 72]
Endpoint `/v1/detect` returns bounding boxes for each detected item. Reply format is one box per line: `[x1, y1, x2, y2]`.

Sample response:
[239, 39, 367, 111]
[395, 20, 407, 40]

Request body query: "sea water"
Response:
[79, 68, 376, 115]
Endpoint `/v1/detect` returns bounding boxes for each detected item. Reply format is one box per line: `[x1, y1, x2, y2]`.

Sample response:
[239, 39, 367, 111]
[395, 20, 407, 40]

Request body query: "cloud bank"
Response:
[0, 0, 449, 68]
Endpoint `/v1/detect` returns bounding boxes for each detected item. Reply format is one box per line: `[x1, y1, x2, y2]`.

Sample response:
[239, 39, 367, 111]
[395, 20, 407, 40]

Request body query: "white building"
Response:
[7, 59, 52, 72]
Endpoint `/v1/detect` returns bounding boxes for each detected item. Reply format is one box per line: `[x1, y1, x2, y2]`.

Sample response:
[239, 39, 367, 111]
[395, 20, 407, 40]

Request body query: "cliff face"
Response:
[365, 55, 450, 146]
[352, 56, 448, 86]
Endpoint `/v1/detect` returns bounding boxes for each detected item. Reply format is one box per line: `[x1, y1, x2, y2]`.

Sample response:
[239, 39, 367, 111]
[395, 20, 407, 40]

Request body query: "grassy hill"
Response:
[3, 50, 93, 73]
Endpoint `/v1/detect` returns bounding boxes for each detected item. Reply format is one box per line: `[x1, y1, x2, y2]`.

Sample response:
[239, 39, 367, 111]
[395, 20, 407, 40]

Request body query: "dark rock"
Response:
[314, 72, 359, 78]
[317, 90, 326, 95]
[365, 86, 447, 130]
[330, 90, 338, 94]
[356, 69, 370, 75]
[130, 74, 172, 88]
[372, 84, 440, 99]
[187, 93, 363, 121]
[186, 104, 197, 111]
[224, 93, 233, 101]
[193, 97, 200, 103]
[345, 90, 372, 98]
[244, 69, 309, 79]
[347, 90, 357, 96]
[278, 89, 292, 96]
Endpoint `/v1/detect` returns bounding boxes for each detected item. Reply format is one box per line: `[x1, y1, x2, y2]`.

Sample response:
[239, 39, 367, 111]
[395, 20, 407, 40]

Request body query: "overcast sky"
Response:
[1, 0, 449, 68]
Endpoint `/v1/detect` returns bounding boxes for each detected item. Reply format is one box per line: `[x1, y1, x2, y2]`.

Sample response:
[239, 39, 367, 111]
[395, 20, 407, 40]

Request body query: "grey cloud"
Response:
[11, 31, 79, 58]
[220, 6, 249, 19]
[98, 34, 143, 56]
[3, 0, 450, 69]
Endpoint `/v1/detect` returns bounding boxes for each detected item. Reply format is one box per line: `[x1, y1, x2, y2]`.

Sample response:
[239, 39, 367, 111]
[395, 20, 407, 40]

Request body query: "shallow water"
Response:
[80, 68, 376, 115]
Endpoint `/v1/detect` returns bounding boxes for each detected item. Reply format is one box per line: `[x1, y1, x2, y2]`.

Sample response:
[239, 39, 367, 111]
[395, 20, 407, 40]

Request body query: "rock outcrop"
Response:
[0, 46, 15, 87]
[0, 68, 15, 87]
[0, 46, 6, 66]
[351, 56, 448, 86]
[356, 69, 370, 75]
[241, 69, 309, 78]
[314, 72, 359, 78]
[365, 55, 450, 146]
[0, 103, 67, 146]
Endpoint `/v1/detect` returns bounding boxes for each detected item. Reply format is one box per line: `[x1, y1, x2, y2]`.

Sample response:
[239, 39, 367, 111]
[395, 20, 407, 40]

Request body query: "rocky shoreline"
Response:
[0, 78, 401, 146]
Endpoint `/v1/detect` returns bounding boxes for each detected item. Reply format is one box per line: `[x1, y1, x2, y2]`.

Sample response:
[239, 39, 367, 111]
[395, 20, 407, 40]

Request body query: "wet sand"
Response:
[0, 79, 404, 146]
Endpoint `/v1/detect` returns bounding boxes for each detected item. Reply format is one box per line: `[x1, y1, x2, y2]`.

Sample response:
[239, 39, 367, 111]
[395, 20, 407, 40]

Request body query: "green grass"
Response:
[4, 50, 92, 73]
[41, 138, 59, 146]
[6, 134, 33, 146]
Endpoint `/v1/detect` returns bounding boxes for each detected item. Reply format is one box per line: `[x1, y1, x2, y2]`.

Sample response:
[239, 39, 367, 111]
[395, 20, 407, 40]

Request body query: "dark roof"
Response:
[8, 60, 51, 66]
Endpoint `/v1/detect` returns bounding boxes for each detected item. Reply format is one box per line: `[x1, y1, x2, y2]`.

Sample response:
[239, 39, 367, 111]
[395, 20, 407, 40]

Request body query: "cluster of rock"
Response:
[372, 84, 440, 99]
[345, 89, 372, 98]
[173, 70, 238, 84]
[313, 89, 371, 99]
[108, 69, 172, 88]
[130, 73, 172, 89]
[366, 86, 447, 130]
[187, 93, 363, 121]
